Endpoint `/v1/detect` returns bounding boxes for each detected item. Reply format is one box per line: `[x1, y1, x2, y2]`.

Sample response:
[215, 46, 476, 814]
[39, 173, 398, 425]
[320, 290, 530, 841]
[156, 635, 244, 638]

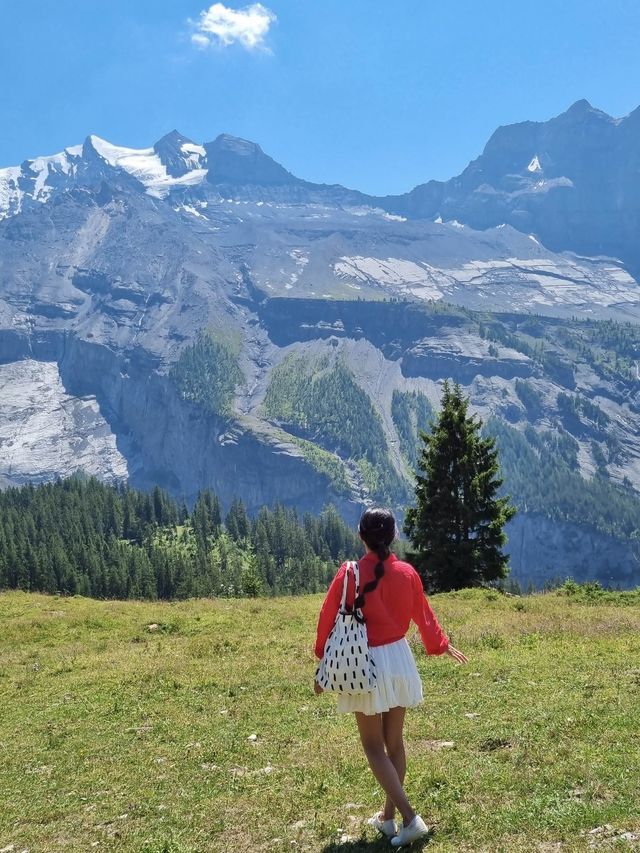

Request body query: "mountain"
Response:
[1, 103, 640, 590]
[383, 99, 640, 276]
[205, 133, 298, 185]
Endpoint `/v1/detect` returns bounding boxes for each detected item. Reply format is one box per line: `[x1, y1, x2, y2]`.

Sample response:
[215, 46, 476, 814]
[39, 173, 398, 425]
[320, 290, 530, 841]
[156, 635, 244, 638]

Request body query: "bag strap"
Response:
[339, 560, 361, 614]
[339, 562, 350, 611]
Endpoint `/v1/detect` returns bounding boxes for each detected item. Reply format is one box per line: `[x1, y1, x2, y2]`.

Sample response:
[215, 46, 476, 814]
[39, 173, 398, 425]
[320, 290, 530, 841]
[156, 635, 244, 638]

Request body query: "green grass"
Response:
[1, 589, 639, 852]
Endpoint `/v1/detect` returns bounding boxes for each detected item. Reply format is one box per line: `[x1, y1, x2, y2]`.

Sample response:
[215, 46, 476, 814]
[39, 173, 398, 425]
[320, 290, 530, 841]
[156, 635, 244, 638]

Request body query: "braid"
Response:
[353, 543, 388, 610]
[353, 508, 396, 614]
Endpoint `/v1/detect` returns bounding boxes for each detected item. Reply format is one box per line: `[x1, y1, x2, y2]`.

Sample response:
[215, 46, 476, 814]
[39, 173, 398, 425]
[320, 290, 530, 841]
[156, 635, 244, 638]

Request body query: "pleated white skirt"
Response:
[336, 638, 423, 716]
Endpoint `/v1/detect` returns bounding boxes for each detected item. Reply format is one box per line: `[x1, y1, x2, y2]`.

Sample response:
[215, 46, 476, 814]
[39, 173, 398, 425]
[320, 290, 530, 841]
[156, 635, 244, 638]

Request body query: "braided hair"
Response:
[353, 507, 397, 613]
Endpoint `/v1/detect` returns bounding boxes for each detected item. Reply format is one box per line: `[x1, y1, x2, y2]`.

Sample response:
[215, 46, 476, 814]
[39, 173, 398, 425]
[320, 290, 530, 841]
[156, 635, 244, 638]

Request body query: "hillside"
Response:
[1, 589, 639, 852]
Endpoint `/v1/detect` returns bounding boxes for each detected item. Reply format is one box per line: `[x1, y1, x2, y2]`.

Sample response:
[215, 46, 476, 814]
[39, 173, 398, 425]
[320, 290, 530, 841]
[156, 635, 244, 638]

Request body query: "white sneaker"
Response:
[367, 812, 397, 838]
[390, 814, 429, 847]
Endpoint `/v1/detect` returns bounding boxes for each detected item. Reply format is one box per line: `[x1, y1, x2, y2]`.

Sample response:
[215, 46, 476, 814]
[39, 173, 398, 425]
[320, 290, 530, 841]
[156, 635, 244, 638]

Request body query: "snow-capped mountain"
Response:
[2, 102, 640, 320]
[2, 102, 640, 588]
[3, 101, 640, 376]
[0, 131, 209, 216]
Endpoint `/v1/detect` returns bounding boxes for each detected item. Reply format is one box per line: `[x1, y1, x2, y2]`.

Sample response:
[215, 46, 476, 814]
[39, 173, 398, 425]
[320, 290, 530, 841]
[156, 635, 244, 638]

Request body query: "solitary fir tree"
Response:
[404, 381, 516, 592]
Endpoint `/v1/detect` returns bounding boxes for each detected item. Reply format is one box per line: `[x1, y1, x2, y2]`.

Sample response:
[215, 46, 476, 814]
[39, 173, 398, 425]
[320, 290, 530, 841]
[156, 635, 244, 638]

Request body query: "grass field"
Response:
[1, 588, 639, 852]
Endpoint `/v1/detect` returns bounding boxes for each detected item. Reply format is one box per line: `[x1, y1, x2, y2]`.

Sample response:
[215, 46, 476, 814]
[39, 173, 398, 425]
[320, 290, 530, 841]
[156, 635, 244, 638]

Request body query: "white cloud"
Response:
[191, 3, 276, 51]
[191, 33, 211, 48]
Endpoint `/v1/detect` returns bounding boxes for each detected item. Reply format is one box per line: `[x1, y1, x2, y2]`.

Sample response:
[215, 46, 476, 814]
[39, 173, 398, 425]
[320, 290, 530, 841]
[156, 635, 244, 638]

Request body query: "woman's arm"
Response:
[411, 570, 450, 655]
[411, 570, 469, 663]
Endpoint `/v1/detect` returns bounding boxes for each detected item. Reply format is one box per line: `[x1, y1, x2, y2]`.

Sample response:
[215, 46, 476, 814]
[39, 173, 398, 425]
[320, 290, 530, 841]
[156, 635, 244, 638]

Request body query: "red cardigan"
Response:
[315, 552, 449, 659]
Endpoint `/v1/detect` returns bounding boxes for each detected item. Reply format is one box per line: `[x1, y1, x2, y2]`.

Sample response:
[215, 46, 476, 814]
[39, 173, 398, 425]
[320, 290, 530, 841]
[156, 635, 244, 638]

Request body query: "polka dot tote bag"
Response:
[316, 561, 377, 694]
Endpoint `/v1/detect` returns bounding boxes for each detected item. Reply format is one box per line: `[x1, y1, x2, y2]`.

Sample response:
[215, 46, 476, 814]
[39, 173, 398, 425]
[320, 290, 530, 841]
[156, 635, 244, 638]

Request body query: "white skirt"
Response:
[336, 638, 423, 716]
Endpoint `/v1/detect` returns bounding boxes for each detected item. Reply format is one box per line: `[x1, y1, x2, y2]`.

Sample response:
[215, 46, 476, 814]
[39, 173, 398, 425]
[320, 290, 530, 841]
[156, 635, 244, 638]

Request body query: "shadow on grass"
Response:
[321, 833, 433, 852]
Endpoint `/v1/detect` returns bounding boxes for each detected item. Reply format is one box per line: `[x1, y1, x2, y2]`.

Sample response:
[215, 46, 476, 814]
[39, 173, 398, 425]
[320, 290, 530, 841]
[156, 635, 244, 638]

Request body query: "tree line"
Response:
[0, 477, 361, 600]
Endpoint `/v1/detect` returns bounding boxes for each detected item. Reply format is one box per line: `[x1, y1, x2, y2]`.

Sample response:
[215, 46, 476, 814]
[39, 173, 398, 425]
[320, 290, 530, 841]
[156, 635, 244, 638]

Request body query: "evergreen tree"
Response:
[192, 492, 213, 549]
[240, 555, 263, 597]
[178, 499, 189, 526]
[226, 499, 249, 542]
[208, 492, 222, 535]
[404, 381, 516, 591]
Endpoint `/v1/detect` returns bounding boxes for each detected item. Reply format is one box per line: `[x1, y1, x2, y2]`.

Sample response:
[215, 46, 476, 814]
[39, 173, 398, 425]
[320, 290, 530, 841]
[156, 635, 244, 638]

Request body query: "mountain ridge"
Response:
[1, 98, 637, 199]
[4, 97, 640, 274]
[382, 99, 640, 272]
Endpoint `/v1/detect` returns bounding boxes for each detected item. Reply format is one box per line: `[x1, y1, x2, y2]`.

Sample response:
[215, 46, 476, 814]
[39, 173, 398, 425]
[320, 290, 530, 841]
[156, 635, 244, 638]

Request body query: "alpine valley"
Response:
[2, 101, 640, 589]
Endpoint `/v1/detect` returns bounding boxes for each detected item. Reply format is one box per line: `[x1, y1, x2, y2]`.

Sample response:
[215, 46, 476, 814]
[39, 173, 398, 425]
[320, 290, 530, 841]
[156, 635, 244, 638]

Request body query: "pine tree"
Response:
[205, 491, 222, 536]
[404, 381, 516, 591]
[226, 498, 249, 542]
[192, 493, 212, 549]
[241, 555, 263, 597]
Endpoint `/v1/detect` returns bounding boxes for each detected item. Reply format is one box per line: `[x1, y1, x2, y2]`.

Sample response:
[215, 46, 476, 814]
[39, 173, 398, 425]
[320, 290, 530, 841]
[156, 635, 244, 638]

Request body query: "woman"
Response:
[314, 507, 468, 848]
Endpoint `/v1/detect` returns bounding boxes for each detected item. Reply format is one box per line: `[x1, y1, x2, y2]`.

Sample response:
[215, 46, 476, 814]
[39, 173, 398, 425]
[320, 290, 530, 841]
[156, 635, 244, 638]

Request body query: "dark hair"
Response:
[353, 507, 397, 613]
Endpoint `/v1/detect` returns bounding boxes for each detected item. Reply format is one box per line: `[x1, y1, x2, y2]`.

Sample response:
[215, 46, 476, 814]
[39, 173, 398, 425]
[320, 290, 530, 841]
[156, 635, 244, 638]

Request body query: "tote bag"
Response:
[316, 561, 377, 694]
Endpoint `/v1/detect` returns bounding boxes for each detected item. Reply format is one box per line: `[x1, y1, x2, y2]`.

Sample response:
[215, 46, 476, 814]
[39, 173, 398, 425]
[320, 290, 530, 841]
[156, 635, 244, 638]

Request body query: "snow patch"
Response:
[0, 166, 23, 218]
[88, 135, 208, 198]
[28, 151, 75, 200]
[450, 256, 640, 308]
[181, 142, 206, 157]
[283, 249, 309, 289]
[334, 256, 445, 300]
[333, 251, 640, 312]
[179, 142, 206, 170]
[346, 206, 407, 222]
[527, 155, 542, 173]
[176, 204, 207, 219]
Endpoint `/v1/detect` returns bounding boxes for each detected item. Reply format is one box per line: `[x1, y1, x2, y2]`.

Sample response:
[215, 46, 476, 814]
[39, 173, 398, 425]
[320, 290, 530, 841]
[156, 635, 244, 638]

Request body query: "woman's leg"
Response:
[355, 711, 416, 828]
[381, 706, 407, 821]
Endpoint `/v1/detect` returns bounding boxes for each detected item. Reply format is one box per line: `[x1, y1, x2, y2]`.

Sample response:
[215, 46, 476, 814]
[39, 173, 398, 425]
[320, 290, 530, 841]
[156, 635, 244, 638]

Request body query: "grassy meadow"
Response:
[1, 587, 639, 852]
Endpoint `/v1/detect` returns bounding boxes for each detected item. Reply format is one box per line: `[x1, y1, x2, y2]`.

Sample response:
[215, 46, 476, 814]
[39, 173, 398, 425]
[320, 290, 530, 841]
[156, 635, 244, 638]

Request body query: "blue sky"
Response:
[1, 0, 640, 194]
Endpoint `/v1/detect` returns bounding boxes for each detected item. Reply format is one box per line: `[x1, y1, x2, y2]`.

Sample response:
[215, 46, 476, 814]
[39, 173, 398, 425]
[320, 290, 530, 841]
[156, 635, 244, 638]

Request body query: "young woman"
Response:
[314, 507, 468, 848]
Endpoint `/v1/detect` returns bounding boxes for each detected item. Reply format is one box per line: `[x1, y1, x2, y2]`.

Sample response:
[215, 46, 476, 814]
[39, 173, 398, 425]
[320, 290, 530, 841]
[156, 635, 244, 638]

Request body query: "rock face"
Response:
[402, 333, 533, 383]
[205, 134, 298, 186]
[0, 359, 128, 488]
[154, 131, 206, 178]
[1, 105, 640, 588]
[506, 513, 639, 590]
[57, 334, 362, 521]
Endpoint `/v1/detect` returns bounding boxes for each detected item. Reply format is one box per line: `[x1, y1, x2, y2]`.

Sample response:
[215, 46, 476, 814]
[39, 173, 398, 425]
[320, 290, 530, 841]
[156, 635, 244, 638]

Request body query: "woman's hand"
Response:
[446, 644, 469, 664]
[313, 680, 324, 695]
